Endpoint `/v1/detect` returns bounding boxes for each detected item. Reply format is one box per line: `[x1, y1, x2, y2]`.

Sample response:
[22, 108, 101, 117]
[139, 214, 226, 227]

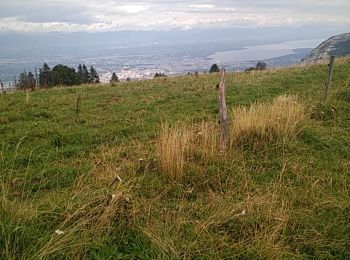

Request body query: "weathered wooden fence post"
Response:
[218, 67, 228, 153]
[0, 80, 5, 94]
[76, 94, 81, 117]
[323, 56, 335, 101]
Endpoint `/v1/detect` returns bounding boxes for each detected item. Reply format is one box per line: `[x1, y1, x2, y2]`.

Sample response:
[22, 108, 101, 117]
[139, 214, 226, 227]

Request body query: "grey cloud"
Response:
[0, 1, 95, 24]
[0, 0, 349, 32]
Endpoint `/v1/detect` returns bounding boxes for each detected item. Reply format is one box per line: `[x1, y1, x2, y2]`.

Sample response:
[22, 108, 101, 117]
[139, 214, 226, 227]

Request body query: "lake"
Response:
[208, 39, 323, 63]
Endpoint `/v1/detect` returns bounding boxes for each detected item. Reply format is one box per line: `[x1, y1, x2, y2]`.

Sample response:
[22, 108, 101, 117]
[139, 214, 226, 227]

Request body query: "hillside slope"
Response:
[1, 59, 350, 259]
[303, 32, 350, 63]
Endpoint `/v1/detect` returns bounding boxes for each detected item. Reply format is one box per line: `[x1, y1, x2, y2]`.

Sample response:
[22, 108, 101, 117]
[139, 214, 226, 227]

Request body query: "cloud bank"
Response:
[0, 0, 349, 32]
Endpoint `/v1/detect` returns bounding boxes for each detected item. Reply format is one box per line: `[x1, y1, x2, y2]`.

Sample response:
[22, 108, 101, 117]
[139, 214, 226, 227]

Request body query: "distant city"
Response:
[0, 28, 329, 88]
[0, 42, 317, 88]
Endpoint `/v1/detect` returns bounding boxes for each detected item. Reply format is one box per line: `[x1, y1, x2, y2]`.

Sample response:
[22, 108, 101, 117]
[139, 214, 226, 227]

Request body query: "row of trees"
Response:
[245, 61, 267, 72]
[17, 71, 36, 90]
[210, 62, 268, 73]
[16, 62, 268, 90]
[17, 63, 100, 90]
[154, 72, 167, 78]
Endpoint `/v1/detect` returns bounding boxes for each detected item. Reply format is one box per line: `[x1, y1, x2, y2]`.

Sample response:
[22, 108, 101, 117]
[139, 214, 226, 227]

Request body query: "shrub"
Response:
[256, 61, 267, 70]
[110, 72, 119, 84]
[209, 64, 220, 73]
[154, 73, 167, 78]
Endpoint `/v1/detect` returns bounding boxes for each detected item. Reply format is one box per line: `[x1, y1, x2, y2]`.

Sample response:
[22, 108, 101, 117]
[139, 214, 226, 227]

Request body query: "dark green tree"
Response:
[256, 61, 267, 70]
[17, 71, 35, 90]
[89, 66, 99, 84]
[27, 71, 36, 90]
[110, 72, 119, 83]
[77, 64, 84, 84]
[154, 72, 165, 78]
[209, 64, 220, 73]
[51, 64, 78, 86]
[17, 71, 29, 89]
[39, 63, 52, 87]
[82, 64, 90, 84]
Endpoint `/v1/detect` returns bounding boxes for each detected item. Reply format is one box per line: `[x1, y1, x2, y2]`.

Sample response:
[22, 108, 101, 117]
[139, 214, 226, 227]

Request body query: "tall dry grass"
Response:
[156, 123, 193, 179]
[157, 95, 306, 178]
[229, 95, 306, 148]
[156, 122, 220, 179]
[195, 122, 219, 162]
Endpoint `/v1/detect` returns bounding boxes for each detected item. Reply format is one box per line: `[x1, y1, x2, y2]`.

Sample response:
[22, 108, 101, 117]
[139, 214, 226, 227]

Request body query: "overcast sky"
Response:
[0, 0, 349, 32]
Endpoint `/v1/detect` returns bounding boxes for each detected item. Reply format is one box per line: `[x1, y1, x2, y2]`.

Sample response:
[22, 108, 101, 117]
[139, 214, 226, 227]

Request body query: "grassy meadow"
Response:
[1, 59, 350, 259]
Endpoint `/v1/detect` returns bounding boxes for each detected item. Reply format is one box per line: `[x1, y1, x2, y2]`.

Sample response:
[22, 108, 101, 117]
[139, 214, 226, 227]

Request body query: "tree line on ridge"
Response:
[17, 63, 100, 90]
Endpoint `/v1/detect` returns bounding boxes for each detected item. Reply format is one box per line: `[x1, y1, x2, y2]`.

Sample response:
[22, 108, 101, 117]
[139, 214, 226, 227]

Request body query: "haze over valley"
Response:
[0, 26, 347, 85]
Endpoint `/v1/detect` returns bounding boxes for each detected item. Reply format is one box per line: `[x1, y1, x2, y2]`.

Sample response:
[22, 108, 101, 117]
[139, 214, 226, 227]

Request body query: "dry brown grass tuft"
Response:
[195, 122, 219, 162]
[156, 122, 220, 179]
[156, 123, 193, 179]
[157, 96, 306, 179]
[229, 95, 306, 148]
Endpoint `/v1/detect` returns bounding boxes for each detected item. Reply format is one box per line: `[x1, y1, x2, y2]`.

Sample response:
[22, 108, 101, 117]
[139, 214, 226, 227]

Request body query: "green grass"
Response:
[1, 58, 350, 259]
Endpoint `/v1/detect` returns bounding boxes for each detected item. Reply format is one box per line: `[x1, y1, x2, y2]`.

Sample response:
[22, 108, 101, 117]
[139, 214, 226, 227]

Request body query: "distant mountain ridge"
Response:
[303, 32, 350, 63]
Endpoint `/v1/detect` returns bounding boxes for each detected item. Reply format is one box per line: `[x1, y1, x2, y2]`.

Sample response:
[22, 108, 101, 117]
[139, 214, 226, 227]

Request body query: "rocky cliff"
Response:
[302, 33, 350, 63]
